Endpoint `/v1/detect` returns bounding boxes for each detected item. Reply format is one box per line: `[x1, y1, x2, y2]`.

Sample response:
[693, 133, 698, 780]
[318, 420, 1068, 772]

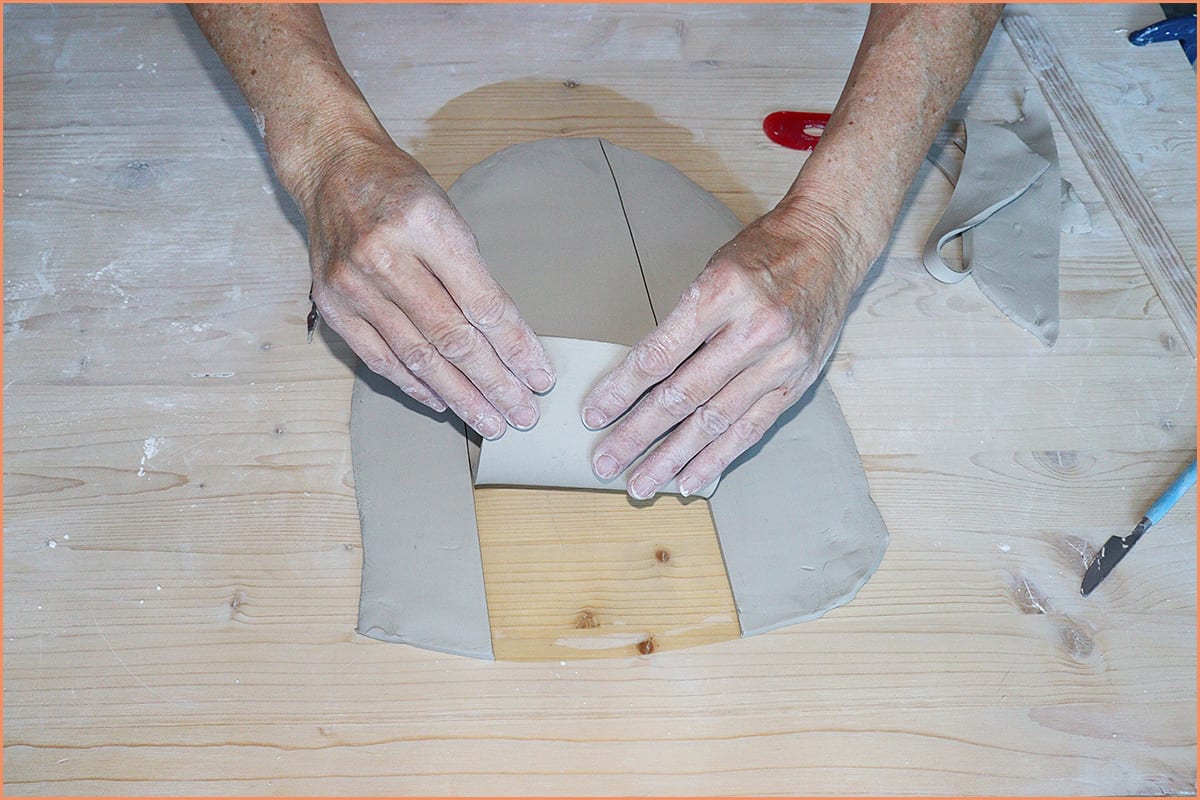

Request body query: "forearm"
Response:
[781, 3, 1003, 279]
[189, 3, 388, 211]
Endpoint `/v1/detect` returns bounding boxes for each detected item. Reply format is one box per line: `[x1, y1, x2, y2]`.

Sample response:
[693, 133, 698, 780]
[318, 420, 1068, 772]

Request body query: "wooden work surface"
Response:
[4, 3, 1196, 794]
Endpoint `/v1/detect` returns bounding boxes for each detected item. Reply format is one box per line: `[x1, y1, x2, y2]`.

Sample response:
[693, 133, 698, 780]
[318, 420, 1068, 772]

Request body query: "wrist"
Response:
[772, 185, 881, 289]
[264, 74, 393, 216]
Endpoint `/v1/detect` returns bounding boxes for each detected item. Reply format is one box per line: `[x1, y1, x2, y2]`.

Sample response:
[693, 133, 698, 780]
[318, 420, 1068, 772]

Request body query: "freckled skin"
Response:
[189, 3, 1002, 484]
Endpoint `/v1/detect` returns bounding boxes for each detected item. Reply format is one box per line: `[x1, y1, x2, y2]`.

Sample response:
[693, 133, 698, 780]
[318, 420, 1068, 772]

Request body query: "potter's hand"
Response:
[581, 205, 865, 498]
[305, 139, 554, 439]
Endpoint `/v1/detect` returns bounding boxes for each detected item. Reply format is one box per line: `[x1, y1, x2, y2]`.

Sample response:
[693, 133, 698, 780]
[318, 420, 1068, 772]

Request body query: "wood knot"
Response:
[1058, 618, 1095, 660]
[1053, 535, 1096, 572]
[228, 590, 247, 619]
[112, 160, 162, 192]
[655, 548, 671, 564]
[575, 609, 599, 629]
[636, 637, 657, 655]
[1010, 574, 1052, 615]
[1031, 449, 1093, 478]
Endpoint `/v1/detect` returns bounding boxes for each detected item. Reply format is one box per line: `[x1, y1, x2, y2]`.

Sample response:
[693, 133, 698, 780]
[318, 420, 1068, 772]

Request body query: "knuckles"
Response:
[347, 229, 399, 277]
[397, 341, 440, 377]
[742, 304, 796, 350]
[361, 350, 400, 379]
[429, 322, 481, 362]
[695, 403, 732, 437]
[730, 415, 768, 448]
[633, 338, 676, 382]
[463, 290, 510, 330]
[657, 383, 697, 418]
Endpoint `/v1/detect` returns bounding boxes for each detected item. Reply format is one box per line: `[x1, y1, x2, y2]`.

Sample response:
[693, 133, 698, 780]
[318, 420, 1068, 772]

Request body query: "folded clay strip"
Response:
[922, 92, 1063, 344]
[922, 118, 1050, 284]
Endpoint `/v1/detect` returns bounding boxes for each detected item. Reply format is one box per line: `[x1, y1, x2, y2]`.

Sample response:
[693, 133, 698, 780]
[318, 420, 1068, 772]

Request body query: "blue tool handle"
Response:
[1129, 16, 1198, 64]
[1145, 459, 1197, 527]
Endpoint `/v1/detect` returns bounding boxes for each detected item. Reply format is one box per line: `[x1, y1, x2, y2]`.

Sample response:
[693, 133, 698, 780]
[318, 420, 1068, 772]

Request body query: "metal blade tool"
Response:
[1081, 459, 1197, 596]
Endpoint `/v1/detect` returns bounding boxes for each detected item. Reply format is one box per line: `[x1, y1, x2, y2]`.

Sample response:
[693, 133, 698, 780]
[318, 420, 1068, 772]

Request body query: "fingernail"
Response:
[510, 404, 537, 430]
[582, 407, 606, 430]
[427, 398, 448, 413]
[593, 453, 620, 480]
[527, 369, 554, 393]
[477, 416, 504, 440]
[677, 477, 696, 497]
[629, 476, 657, 500]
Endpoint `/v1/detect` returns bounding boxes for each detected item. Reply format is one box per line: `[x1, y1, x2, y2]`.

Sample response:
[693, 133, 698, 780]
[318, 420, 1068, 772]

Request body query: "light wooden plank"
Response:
[474, 488, 739, 660]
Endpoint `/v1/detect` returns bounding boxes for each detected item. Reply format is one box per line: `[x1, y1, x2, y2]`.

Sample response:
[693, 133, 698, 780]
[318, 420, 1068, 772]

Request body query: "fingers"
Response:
[673, 384, 801, 497]
[616, 367, 770, 499]
[360, 290, 514, 440]
[417, 223, 557, 395]
[332, 315, 448, 414]
[580, 283, 712, 431]
[587, 324, 771, 484]
[383, 257, 542, 432]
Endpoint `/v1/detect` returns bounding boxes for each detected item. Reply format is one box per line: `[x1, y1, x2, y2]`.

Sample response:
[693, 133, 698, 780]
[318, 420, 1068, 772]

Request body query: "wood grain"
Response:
[3, 3, 1195, 795]
[474, 488, 739, 660]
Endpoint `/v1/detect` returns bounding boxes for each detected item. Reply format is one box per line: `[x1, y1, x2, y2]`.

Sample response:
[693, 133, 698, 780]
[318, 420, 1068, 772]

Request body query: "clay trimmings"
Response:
[923, 91, 1063, 345]
[350, 137, 890, 656]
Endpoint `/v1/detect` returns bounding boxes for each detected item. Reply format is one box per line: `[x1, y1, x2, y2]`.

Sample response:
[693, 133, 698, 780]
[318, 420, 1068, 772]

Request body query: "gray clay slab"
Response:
[708, 382, 889, 636]
[448, 137, 655, 346]
[596, 139, 743, 313]
[351, 370, 493, 659]
[351, 137, 892, 656]
[600, 141, 889, 636]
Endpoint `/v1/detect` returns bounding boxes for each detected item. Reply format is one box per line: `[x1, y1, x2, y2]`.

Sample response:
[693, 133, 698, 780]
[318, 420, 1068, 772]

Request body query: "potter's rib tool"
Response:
[1081, 459, 1197, 596]
[1004, 15, 1197, 356]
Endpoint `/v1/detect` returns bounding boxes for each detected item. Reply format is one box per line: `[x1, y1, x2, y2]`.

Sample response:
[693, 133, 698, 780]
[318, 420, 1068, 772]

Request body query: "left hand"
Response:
[580, 202, 868, 499]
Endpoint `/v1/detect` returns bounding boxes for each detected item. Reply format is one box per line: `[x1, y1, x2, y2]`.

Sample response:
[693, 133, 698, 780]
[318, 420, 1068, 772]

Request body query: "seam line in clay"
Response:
[599, 138, 658, 324]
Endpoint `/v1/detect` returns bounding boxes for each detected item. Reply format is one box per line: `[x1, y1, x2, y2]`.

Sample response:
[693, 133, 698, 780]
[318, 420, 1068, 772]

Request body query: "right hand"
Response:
[300, 135, 555, 439]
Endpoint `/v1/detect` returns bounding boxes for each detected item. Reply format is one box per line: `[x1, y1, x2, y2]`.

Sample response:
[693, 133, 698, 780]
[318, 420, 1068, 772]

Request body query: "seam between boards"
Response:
[598, 138, 659, 326]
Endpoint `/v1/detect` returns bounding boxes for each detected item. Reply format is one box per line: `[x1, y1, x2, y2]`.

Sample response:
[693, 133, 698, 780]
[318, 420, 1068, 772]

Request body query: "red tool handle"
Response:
[762, 111, 831, 151]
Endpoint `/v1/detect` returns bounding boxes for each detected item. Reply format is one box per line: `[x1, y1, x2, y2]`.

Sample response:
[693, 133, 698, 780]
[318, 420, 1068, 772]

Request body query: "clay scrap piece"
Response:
[350, 137, 890, 657]
[474, 336, 718, 498]
[967, 91, 1063, 345]
[922, 93, 1064, 345]
[922, 118, 1050, 284]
